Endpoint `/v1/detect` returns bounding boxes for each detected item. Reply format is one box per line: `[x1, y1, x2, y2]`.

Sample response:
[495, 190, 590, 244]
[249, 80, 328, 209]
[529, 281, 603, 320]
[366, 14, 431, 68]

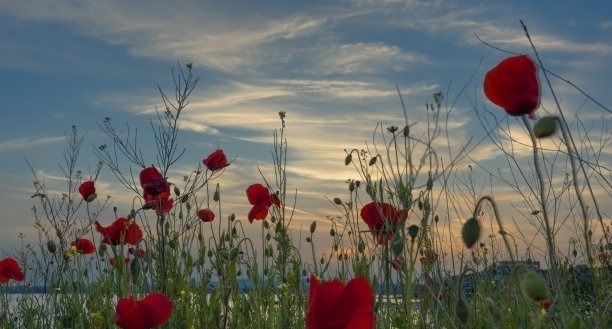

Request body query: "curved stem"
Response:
[473, 196, 515, 263]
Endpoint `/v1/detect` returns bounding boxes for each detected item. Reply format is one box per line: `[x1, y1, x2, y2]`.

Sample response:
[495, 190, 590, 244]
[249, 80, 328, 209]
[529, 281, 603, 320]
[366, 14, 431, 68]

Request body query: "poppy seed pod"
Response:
[461, 218, 481, 249]
[407, 225, 420, 240]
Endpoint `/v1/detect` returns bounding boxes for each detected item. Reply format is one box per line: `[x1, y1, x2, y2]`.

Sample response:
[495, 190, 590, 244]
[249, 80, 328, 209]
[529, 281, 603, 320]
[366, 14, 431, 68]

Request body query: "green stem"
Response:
[555, 117, 595, 265]
[521, 115, 558, 273]
[473, 196, 515, 263]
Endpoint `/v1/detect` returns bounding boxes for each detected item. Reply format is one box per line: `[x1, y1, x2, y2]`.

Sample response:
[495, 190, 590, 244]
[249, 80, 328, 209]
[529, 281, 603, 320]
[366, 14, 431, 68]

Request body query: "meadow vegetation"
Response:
[0, 25, 610, 329]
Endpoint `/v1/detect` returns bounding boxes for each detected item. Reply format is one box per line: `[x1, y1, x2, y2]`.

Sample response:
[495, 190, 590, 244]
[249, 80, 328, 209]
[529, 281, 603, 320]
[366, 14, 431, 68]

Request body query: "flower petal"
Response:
[246, 183, 269, 205]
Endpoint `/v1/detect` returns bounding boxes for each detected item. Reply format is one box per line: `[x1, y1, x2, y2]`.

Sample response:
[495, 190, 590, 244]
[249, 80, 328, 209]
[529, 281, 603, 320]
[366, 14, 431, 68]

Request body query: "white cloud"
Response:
[0, 136, 64, 152]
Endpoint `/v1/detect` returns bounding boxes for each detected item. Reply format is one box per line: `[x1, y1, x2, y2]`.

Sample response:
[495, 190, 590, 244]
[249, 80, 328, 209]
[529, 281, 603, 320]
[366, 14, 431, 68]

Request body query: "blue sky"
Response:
[1, 0, 610, 267]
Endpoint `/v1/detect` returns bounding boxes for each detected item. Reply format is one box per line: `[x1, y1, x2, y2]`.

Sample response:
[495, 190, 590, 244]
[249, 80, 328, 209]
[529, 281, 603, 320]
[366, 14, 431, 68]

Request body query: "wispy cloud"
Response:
[0, 136, 64, 152]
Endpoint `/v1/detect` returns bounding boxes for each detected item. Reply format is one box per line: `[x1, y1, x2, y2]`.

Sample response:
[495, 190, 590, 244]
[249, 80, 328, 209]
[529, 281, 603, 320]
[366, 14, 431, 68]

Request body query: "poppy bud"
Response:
[47, 240, 57, 254]
[229, 247, 240, 261]
[519, 269, 550, 303]
[306, 237, 312, 243]
[173, 186, 181, 196]
[344, 153, 352, 166]
[455, 298, 469, 326]
[330, 228, 335, 237]
[533, 116, 557, 138]
[461, 217, 481, 249]
[348, 181, 355, 192]
[407, 225, 419, 240]
[357, 240, 366, 253]
[368, 156, 377, 166]
[333, 197, 342, 205]
[390, 234, 404, 256]
[98, 244, 107, 257]
[213, 190, 220, 202]
[309, 221, 317, 234]
[402, 125, 410, 137]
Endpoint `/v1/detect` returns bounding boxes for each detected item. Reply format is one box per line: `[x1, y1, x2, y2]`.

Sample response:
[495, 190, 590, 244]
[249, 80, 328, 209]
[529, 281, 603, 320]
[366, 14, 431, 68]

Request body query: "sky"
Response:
[0, 0, 610, 271]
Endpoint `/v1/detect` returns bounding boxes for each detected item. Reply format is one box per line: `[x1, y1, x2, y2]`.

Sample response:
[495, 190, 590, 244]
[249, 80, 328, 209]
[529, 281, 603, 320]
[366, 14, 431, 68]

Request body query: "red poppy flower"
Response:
[70, 238, 95, 255]
[78, 180, 97, 202]
[95, 217, 143, 246]
[128, 247, 146, 258]
[0, 257, 25, 283]
[203, 149, 230, 171]
[143, 183, 173, 215]
[115, 292, 173, 329]
[197, 208, 215, 222]
[307, 275, 375, 329]
[139, 166, 168, 197]
[360, 202, 407, 244]
[484, 54, 540, 118]
[246, 183, 281, 223]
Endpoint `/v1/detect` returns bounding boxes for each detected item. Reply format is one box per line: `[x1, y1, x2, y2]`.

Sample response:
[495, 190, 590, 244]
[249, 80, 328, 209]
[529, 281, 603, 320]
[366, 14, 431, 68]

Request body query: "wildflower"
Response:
[128, 247, 146, 258]
[143, 183, 173, 215]
[246, 183, 281, 222]
[70, 238, 95, 255]
[0, 257, 25, 283]
[115, 292, 173, 329]
[139, 166, 168, 197]
[307, 275, 375, 329]
[196, 208, 215, 222]
[203, 149, 230, 171]
[359, 202, 407, 244]
[95, 217, 143, 245]
[78, 180, 97, 202]
[483, 54, 540, 118]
